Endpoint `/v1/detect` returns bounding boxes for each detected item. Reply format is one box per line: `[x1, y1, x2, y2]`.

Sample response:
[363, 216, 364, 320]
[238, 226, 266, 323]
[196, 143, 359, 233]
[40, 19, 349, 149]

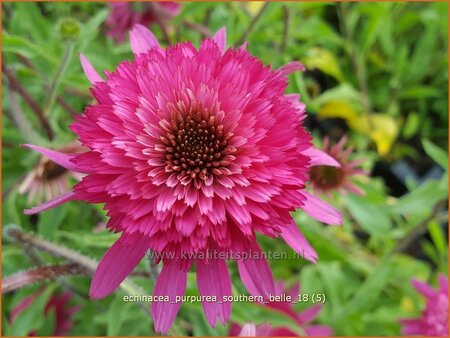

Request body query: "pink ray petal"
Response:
[297, 303, 322, 323]
[278, 61, 305, 76]
[270, 327, 298, 336]
[212, 27, 227, 54]
[129, 24, 160, 55]
[239, 322, 273, 336]
[10, 293, 37, 322]
[304, 325, 333, 336]
[79, 54, 103, 84]
[237, 242, 275, 299]
[411, 278, 436, 298]
[301, 191, 342, 225]
[239, 323, 257, 336]
[304, 147, 340, 167]
[438, 273, 448, 294]
[152, 262, 188, 334]
[344, 183, 365, 195]
[280, 221, 318, 263]
[89, 235, 148, 299]
[24, 191, 77, 215]
[239, 42, 249, 51]
[399, 319, 424, 335]
[22, 144, 85, 173]
[196, 258, 232, 327]
[255, 323, 273, 336]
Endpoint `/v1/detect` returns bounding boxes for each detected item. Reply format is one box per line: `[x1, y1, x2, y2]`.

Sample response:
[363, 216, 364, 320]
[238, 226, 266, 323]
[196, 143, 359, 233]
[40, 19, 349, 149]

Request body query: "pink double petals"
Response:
[400, 274, 448, 336]
[106, 2, 180, 43]
[23, 25, 342, 333]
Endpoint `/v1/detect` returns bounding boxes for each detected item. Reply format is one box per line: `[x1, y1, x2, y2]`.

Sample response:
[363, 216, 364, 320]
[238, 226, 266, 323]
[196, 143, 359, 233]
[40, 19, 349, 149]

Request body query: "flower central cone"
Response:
[162, 106, 236, 185]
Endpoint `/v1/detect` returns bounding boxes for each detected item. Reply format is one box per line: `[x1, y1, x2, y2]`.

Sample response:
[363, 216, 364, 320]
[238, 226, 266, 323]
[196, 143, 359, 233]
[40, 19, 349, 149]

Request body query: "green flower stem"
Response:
[235, 2, 270, 47]
[43, 42, 74, 117]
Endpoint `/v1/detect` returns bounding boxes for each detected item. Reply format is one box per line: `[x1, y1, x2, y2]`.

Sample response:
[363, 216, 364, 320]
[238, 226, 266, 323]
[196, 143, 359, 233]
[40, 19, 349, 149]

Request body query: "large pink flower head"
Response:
[23, 25, 342, 333]
[400, 274, 448, 336]
[106, 2, 180, 43]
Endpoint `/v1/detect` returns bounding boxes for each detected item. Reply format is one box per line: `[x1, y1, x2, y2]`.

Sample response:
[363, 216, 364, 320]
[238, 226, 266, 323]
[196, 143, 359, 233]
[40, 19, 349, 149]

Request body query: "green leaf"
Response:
[402, 112, 420, 139]
[422, 139, 448, 169]
[303, 47, 346, 82]
[428, 220, 447, 254]
[332, 257, 395, 322]
[2, 32, 39, 59]
[344, 194, 392, 237]
[106, 295, 129, 336]
[400, 86, 442, 100]
[404, 22, 439, 83]
[390, 180, 447, 216]
[79, 8, 109, 45]
[37, 204, 69, 240]
[7, 285, 56, 336]
[2, 32, 58, 64]
[316, 262, 348, 313]
[10, 2, 51, 43]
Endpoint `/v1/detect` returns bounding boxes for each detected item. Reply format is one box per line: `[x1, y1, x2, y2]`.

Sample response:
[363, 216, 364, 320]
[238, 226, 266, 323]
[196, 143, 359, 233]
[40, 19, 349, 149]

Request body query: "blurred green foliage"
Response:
[2, 2, 448, 336]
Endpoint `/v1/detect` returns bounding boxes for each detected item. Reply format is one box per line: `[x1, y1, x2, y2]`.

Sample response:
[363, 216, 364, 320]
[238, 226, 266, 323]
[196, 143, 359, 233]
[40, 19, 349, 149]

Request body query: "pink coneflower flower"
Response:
[10, 289, 79, 336]
[18, 142, 86, 203]
[309, 136, 365, 196]
[231, 281, 332, 336]
[106, 2, 180, 43]
[400, 273, 448, 336]
[23, 25, 342, 333]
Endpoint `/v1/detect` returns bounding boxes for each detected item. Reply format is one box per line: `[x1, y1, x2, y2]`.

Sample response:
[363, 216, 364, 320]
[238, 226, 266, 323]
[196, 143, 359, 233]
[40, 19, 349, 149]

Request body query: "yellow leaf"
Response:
[246, 2, 265, 16]
[304, 47, 345, 82]
[350, 114, 399, 156]
[318, 100, 398, 156]
[318, 100, 359, 121]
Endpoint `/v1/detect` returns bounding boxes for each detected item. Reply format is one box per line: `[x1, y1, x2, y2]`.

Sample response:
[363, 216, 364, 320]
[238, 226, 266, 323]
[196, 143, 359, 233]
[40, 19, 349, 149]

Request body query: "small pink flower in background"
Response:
[309, 136, 365, 196]
[230, 322, 272, 336]
[18, 142, 86, 203]
[24, 24, 342, 333]
[400, 273, 448, 336]
[10, 289, 79, 336]
[231, 281, 333, 336]
[266, 281, 333, 336]
[106, 2, 180, 43]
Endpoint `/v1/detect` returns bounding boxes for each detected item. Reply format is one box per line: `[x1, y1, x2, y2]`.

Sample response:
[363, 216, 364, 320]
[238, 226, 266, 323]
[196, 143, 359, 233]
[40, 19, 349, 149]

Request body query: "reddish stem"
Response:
[2, 61, 54, 140]
[2, 264, 89, 294]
